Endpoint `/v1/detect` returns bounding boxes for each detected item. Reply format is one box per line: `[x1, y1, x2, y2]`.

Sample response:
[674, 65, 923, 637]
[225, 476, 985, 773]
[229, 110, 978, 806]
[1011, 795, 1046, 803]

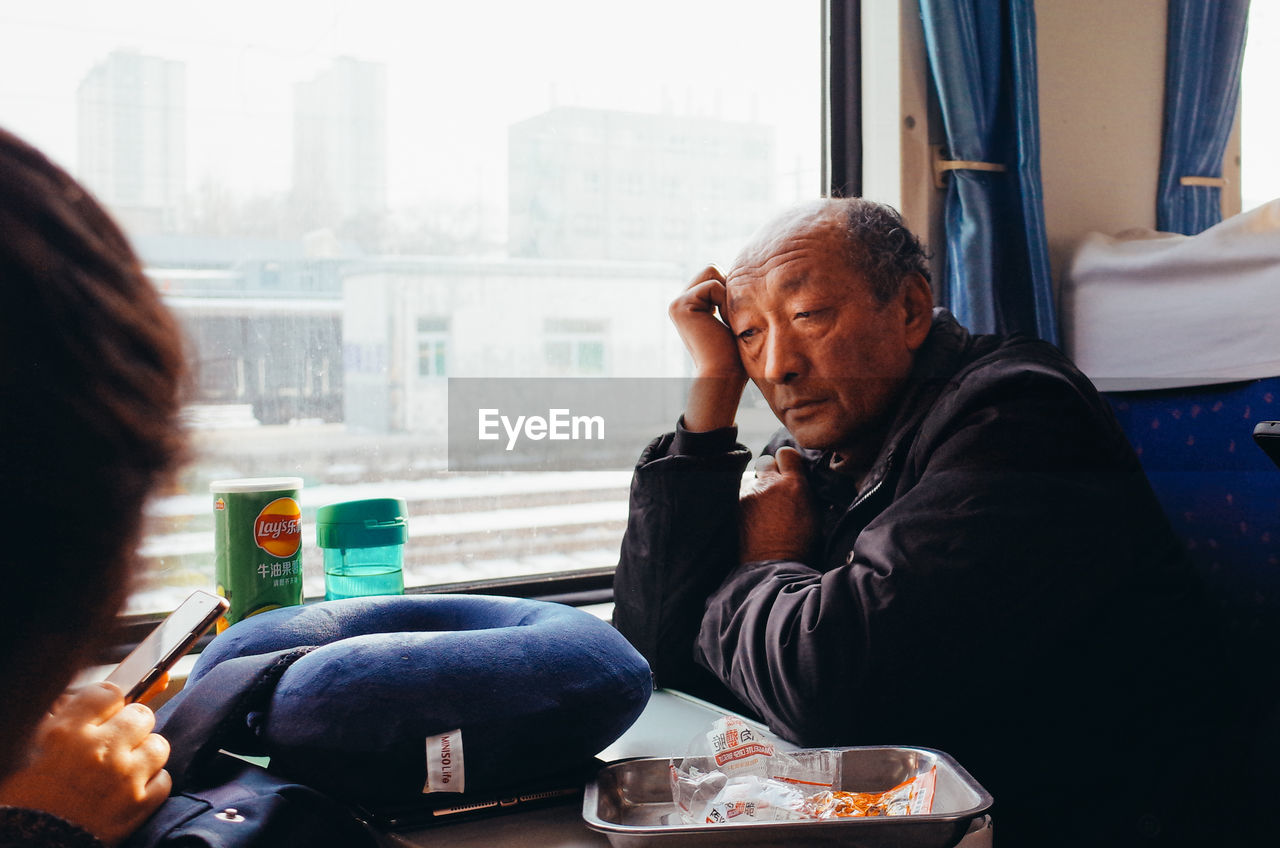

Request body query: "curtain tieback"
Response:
[1178, 175, 1228, 188]
[931, 146, 1007, 189]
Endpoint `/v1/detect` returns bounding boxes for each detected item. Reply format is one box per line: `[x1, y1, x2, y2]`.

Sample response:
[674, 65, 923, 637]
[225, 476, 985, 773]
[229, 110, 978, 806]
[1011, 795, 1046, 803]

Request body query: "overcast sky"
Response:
[0, 1, 822, 210]
[1240, 0, 1279, 211]
[0, 2, 1274, 213]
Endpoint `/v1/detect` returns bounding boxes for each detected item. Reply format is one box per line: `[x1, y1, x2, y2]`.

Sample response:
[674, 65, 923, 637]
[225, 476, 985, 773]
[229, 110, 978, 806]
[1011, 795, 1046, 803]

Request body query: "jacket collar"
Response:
[810, 309, 975, 506]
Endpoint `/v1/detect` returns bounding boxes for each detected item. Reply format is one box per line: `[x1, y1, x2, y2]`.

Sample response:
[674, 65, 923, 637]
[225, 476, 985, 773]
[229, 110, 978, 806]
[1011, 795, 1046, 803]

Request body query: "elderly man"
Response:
[613, 198, 1251, 847]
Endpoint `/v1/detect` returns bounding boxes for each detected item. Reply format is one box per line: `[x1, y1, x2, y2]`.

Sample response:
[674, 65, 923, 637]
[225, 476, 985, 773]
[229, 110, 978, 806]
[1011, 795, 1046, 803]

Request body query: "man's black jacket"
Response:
[613, 311, 1250, 847]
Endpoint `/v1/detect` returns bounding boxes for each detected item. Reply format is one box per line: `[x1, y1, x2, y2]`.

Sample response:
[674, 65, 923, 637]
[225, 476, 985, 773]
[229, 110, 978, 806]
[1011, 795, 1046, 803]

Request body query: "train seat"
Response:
[1105, 379, 1280, 687]
[1062, 199, 1280, 718]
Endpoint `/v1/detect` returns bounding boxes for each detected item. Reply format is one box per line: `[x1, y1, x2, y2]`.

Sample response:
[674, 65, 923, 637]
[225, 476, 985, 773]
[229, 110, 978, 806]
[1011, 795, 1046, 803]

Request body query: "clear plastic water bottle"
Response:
[317, 498, 407, 601]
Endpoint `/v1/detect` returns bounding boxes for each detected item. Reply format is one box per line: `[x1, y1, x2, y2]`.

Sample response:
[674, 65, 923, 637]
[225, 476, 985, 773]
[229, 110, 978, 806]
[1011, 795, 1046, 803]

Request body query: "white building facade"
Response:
[293, 57, 389, 227]
[341, 256, 687, 437]
[508, 106, 776, 264]
[76, 50, 186, 232]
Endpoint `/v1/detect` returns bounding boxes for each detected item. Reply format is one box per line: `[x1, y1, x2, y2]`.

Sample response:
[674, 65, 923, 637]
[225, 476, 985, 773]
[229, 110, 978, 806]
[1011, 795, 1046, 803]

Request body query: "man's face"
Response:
[725, 214, 926, 456]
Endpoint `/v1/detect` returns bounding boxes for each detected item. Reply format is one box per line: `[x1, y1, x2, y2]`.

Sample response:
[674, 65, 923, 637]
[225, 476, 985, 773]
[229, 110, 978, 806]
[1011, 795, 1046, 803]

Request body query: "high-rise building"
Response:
[293, 57, 389, 229]
[508, 106, 775, 264]
[76, 50, 186, 233]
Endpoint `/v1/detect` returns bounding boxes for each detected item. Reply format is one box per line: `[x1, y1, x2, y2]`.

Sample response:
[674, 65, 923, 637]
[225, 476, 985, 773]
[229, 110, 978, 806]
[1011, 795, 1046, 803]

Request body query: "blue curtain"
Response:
[1157, 0, 1250, 235]
[918, 0, 1057, 345]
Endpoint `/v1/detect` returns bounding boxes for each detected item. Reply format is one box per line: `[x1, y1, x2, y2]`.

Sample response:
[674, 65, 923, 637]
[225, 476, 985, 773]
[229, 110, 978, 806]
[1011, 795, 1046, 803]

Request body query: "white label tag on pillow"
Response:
[423, 729, 465, 793]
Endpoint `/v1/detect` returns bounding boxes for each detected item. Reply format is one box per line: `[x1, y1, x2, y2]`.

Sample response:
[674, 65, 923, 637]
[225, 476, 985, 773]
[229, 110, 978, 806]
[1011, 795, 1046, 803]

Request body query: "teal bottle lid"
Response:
[315, 498, 408, 549]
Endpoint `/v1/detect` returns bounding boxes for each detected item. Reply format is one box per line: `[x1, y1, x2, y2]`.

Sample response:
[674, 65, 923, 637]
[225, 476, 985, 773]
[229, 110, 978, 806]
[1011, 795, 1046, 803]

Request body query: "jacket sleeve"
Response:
[0, 807, 106, 848]
[692, 360, 1195, 746]
[612, 424, 753, 701]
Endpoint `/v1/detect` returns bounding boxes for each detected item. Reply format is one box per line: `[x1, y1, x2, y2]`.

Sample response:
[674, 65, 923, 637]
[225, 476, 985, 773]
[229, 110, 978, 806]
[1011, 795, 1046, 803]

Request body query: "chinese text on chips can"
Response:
[210, 477, 304, 631]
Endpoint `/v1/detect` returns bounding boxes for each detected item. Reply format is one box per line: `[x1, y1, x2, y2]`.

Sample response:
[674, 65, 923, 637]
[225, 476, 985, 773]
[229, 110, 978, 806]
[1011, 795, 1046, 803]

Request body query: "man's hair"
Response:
[0, 126, 188, 768]
[833, 197, 931, 303]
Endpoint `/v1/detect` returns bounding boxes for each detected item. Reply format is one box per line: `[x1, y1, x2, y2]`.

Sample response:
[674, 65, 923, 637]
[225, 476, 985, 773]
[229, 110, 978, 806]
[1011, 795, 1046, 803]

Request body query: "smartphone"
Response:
[1253, 420, 1280, 470]
[103, 589, 229, 702]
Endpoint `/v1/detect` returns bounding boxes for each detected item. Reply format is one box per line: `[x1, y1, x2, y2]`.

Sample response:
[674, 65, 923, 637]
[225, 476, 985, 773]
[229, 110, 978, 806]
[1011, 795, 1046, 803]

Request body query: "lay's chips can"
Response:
[210, 477, 304, 631]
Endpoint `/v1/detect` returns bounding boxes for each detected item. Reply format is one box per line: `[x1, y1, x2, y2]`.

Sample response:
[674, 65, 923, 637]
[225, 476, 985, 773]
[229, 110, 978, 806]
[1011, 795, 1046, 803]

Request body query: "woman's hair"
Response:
[0, 126, 188, 772]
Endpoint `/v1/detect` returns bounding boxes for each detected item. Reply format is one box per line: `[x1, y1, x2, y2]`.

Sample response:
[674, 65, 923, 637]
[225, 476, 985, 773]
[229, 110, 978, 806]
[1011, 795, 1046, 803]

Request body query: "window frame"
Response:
[823, 0, 862, 198]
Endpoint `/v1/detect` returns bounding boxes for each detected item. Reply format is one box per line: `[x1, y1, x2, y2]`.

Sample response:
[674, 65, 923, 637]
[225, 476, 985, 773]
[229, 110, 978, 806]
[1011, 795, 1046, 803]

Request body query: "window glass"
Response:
[1241, 3, 1280, 211]
[0, 1, 821, 614]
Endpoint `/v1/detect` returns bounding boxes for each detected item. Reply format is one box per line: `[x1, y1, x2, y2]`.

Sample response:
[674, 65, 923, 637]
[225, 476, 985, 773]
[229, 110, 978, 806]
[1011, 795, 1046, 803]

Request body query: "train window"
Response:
[1241, 2, 1279, 212]
[0, 2, 821, 614]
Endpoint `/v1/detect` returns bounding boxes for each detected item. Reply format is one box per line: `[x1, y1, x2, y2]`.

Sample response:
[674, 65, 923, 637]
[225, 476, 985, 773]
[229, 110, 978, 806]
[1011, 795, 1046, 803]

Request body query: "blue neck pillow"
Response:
[162, 595, 652, 804]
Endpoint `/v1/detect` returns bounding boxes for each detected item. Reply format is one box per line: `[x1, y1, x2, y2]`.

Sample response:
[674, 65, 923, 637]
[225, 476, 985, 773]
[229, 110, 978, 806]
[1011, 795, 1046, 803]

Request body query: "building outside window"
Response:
[544, 318, 608, 377]
[417, 316, 449, 379]
[0, 0, 821, 614]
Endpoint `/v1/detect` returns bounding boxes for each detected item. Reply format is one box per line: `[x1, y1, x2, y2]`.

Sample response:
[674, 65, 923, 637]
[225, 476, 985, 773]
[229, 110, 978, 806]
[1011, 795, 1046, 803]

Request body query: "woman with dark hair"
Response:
[0, 126, 188, 846]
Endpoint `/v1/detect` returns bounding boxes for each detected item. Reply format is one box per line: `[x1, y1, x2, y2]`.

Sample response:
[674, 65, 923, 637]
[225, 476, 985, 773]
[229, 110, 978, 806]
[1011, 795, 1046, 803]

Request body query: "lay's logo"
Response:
[254, 497, 302, 558]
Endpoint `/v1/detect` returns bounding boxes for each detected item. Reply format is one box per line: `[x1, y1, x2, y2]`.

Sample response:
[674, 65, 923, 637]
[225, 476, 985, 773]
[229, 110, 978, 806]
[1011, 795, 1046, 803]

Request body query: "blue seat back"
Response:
[1106, 378, 1280, 694]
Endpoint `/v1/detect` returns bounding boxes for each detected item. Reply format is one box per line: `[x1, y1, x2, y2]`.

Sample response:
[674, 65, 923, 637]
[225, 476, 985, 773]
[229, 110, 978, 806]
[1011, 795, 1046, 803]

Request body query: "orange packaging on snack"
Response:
[801, 765, 937, 819]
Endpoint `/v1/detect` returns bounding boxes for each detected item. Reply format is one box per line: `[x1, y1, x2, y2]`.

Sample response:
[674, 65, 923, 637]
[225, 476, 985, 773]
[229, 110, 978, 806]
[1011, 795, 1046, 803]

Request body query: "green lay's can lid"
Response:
[210, 477, 304, 494]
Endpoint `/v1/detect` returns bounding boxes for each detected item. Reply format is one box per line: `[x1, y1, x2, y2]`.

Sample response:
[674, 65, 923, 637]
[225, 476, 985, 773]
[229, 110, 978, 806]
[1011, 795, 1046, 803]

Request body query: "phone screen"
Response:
[103, 589, 228, 701]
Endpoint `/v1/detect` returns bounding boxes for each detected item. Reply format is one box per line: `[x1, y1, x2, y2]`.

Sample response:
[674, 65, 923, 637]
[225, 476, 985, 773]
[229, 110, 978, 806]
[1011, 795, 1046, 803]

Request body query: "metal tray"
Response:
[583, 746, 992, 848]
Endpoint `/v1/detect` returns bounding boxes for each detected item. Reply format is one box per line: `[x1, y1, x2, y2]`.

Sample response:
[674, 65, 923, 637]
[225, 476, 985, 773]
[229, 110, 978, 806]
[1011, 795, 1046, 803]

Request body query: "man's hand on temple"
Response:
[669, 265, 748, 432]
[739, 446, 819, 564]
[669, 264, 743, 379]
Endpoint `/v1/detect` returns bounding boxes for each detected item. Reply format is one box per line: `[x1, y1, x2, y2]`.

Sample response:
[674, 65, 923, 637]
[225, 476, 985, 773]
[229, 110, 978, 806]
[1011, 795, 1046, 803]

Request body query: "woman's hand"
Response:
[0, 682, 171, 846]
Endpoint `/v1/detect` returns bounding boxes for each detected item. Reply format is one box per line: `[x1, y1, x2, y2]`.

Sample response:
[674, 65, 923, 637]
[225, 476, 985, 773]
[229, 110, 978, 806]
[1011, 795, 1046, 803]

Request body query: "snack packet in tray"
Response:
[669, 716, 937, 825]
[669, 715, 839, 824]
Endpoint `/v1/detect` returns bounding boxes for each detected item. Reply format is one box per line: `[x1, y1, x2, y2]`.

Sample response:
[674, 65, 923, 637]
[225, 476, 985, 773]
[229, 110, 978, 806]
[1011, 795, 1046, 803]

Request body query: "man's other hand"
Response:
[740, 446, 818, 563]
[0, 682, 171, 846]
[670, 265, 748, 432]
